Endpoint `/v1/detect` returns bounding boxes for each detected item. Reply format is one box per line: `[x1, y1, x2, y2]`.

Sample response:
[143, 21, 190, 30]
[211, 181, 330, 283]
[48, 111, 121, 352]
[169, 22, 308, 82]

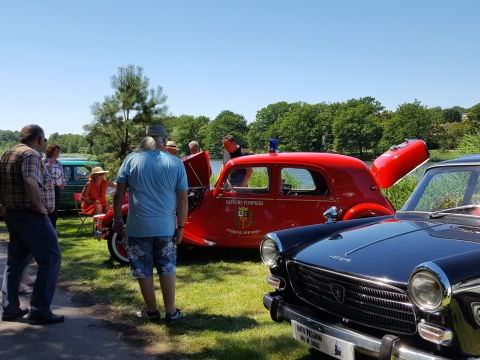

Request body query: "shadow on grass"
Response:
[176, 262, 253, 285]
[158, 334, 319, 360]
[166, 310, 258, 334]
[178, 246, 260, 265]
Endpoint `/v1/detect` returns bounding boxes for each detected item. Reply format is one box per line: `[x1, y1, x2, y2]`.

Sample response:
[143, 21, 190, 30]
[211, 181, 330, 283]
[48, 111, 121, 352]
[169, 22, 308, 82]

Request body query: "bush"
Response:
[457, 132, 480, 155]
[383, 174, 420, 209]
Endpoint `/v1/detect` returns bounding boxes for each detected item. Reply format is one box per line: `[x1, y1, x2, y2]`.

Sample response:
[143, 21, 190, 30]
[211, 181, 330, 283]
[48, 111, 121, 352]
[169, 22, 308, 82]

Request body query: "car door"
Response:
[275, 166, 338, 229]
[208, 165, 276, 247]
[58, 165, 74, 210]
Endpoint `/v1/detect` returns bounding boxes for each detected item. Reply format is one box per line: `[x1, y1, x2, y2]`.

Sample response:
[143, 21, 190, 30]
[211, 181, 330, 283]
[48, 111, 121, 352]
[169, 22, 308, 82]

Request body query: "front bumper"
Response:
[264, 293, 449, 360]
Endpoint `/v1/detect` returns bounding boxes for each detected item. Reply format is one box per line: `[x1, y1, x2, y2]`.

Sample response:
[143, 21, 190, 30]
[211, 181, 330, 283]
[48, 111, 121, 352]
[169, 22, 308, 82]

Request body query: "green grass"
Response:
[3, 217, 312, 359]
[429, 149, 459, 162]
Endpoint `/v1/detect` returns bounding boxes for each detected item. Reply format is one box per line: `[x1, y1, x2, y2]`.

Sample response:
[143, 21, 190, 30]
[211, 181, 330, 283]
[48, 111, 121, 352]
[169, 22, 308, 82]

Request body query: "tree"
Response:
[467, 103, 480, 125]
[0, 129, 20, 154]
[48, 133, 89, 154]
[204, 110, 249, 158]
[380, 100, 435, 150]
[268, 102, 335, 153]
[442, 107, 462, 123]
[170, 115, 210, 155]
[248, 102, 292, 153]
[332, 97, 383, 158]
[84, 65, 168, 173]
[437, 121, 472, 150]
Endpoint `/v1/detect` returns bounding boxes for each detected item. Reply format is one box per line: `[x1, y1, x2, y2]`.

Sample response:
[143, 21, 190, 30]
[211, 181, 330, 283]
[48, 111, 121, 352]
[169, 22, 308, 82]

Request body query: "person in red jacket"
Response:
[81, 166, 113, 215]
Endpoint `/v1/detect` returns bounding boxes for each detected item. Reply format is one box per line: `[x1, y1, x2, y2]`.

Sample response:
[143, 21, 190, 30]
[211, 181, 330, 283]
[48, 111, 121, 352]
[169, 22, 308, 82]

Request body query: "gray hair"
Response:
[188, 140, 199, 148]
[136, 136, 165, 151]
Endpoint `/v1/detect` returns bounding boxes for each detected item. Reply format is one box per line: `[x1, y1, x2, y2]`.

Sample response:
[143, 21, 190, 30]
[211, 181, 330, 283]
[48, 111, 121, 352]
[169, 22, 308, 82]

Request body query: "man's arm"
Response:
[175, 190, 188, 244]
[240, 168, 253, 187]
[23, 154, 46, 215]
[112, 182, 127, 234]
[24, 176, 46, 215]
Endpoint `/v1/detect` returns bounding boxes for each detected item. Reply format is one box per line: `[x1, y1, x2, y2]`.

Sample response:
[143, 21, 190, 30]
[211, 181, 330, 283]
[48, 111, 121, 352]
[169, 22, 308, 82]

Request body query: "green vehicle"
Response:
[58, 158, 101, 210]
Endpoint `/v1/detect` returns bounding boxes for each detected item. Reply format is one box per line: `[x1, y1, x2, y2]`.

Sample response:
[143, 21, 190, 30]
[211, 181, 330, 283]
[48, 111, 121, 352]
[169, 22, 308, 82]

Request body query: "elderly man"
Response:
[188, 141, 200, 155]
[0, 125, 63, 324]
[113, 125, 188, 322]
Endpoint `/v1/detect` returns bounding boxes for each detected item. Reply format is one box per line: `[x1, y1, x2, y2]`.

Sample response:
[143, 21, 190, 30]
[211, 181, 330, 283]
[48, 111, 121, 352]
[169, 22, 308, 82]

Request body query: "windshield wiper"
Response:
[429, 204, 479, 219]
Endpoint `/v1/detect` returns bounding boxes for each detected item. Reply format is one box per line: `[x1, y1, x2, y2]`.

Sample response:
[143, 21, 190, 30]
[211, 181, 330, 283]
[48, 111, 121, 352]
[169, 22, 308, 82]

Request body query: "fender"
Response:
[182, 229, 216, 247]
[342, 202, 394, 220]
[102, 204, 129, 226]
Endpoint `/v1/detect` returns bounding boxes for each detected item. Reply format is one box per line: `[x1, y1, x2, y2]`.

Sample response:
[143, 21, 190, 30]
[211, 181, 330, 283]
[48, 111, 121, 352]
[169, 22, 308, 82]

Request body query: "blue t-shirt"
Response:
[116, 150, 188, 237]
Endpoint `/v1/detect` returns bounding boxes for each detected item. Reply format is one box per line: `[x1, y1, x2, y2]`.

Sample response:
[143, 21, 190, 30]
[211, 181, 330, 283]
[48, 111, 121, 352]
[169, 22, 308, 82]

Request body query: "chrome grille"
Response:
[288, 261, 416, 334]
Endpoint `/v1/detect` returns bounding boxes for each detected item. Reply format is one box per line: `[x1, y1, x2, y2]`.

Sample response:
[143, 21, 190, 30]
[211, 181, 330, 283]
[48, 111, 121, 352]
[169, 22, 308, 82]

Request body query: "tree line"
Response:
[1, 65, 479, 174]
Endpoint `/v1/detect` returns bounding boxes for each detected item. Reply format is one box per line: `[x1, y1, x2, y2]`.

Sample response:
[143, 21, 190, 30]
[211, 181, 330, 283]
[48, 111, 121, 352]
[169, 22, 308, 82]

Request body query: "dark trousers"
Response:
[48, 187, 60, 229]
[2, 209, 61, 316]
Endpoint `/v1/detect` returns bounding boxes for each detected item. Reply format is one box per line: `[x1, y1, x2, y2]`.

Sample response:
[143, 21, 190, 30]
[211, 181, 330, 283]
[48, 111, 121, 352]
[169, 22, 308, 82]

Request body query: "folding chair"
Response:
[73, 192, 89, 233]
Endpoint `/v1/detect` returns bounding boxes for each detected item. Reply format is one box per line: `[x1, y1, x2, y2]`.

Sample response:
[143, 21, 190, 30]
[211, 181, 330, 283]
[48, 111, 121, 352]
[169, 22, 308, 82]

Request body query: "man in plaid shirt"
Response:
[0, 124, 63, 324]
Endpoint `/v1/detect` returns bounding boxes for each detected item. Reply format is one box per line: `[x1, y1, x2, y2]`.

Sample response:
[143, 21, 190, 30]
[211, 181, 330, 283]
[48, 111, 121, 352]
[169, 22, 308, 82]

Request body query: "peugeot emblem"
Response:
[330, 284, 346, 304]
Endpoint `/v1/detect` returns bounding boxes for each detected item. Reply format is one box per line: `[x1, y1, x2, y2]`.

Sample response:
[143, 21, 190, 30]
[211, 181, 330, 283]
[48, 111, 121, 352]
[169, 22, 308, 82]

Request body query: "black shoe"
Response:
[2, 307, 29, 321]
[165, 309, 183, 323]
[28, 312, 65, 324]
[135, 309, 160, 321]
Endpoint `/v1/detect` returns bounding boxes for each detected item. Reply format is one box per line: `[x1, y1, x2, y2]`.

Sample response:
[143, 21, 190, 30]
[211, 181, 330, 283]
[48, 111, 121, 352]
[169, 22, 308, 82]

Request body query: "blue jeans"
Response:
[2, 209, 61, 316]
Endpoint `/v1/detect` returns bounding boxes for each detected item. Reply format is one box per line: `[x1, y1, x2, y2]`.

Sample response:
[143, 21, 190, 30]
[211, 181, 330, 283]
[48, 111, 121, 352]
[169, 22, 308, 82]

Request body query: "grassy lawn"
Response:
[2, 216, 313, 359]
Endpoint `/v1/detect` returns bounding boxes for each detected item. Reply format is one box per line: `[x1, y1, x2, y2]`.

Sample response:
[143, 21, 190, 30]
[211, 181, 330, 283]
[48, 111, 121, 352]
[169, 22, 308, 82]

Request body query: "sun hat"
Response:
[166, 140, 179, 150]
[146, 124, 167, 138]
[90, 166, 109, 175]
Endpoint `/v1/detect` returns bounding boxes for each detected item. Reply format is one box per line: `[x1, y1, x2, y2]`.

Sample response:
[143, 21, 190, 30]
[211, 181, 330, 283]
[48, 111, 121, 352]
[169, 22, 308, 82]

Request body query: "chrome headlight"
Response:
[408, 263, 451, 312]
[260, 234, 281, 268]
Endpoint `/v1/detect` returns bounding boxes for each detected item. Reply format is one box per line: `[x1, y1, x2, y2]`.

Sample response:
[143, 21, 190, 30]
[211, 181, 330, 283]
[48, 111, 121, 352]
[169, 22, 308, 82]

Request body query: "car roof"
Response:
[228, 152, 368, 170]
[428, 155, 480, 170]
[58, 158, 100, 166]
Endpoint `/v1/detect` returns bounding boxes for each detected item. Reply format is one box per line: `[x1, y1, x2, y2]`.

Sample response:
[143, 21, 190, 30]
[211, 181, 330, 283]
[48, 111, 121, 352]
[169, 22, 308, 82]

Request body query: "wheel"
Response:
[107, 231, 129, 264]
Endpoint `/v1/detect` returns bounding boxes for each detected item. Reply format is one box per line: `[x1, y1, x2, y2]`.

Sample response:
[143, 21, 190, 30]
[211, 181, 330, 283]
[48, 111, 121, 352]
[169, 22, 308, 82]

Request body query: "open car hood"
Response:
[182, 151, 212, 188]
[371, 139, 429, 189]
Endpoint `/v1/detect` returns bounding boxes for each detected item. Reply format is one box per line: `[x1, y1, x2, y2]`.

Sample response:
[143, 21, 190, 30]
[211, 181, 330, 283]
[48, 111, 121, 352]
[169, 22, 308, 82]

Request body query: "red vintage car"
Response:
[95, 139, 428, 263]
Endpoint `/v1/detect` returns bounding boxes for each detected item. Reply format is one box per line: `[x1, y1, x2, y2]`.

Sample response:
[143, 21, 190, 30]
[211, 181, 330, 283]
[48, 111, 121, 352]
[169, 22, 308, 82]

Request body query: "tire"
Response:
[107, 231, 129, 265]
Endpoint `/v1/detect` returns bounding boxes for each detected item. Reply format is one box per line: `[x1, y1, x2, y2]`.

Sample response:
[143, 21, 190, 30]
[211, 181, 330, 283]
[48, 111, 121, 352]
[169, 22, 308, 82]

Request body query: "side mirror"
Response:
[323, 206, 338, 224]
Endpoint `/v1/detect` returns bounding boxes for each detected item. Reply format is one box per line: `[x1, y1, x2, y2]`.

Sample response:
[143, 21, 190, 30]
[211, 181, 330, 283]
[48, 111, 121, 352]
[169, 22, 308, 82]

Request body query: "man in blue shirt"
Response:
[113, 125, 188, 322]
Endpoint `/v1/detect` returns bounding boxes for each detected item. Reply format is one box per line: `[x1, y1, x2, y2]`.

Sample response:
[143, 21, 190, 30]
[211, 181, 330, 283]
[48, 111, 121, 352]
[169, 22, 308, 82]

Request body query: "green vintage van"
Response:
[58, 158, 101, 210]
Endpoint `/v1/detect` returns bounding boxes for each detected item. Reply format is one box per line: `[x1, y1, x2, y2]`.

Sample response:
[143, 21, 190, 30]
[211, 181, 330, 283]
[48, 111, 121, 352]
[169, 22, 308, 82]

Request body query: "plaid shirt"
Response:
[0, 144, 55, 213]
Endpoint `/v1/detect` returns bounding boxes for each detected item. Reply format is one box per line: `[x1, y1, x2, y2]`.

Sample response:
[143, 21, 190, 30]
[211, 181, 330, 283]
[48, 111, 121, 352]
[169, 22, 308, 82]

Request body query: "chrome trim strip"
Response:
[427, 162, 480, 170]
[264, 232, 283, 252]
[408, 262, 452, 312]
[453, 278, 480, 294]
[264, 294, 449, 360]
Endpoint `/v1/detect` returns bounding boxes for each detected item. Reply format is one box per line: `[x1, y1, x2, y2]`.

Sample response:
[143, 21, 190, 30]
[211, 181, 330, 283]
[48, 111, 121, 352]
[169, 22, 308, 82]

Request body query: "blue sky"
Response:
[0, 0, 479, 136]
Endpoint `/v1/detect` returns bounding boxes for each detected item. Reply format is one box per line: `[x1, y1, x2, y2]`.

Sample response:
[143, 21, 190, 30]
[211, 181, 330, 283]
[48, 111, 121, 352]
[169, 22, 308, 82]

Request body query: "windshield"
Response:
[401, 166, 480, 217]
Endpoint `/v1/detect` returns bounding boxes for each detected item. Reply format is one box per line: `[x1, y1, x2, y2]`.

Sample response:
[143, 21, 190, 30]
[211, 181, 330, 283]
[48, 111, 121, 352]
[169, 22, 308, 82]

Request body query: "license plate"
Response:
[292, 320, 355, 359]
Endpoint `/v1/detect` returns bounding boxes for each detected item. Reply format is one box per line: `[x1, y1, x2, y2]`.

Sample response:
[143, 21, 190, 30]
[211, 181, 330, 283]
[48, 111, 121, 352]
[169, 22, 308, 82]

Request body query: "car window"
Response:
[63, 166, 72, 181]
[280, 168, 329, 196]
[221, 167, 270, 194]
[415, 170, 471, 211]
[74, 166, 90, 180]
[472, 177, 480, 205]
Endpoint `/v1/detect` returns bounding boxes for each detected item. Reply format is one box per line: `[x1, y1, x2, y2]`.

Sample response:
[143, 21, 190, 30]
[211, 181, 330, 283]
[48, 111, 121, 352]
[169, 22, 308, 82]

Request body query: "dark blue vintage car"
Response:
[262, 155, 480, 359]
